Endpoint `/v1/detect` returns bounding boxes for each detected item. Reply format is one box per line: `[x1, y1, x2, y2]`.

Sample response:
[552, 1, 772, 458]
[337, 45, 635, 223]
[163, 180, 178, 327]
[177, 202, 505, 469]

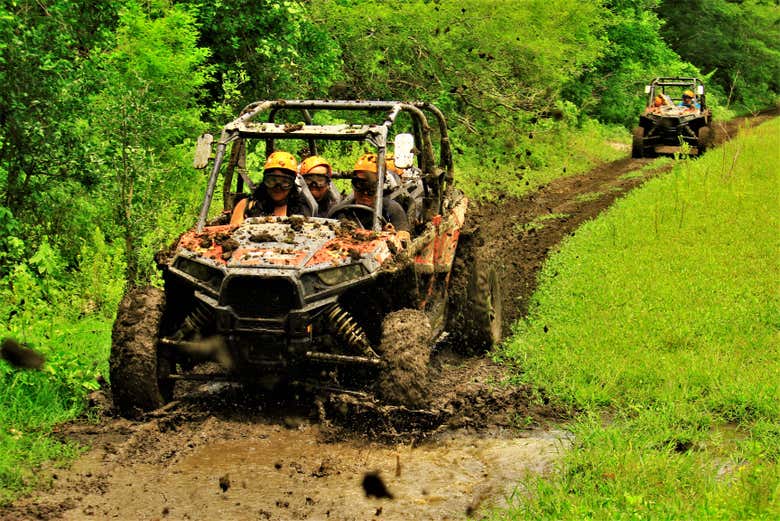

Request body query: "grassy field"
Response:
[493, 118, 780, 519]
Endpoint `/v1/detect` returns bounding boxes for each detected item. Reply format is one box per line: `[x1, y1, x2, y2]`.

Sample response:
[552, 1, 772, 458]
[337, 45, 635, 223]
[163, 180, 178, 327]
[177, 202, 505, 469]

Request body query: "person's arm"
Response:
[229, 198, 248, 226]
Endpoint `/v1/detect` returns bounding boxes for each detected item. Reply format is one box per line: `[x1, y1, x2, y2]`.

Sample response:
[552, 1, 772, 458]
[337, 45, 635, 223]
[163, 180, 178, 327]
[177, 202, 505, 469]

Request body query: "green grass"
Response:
[456, 116, 629, 200]
[0, 316, 111, 504]
[575, 191, 603, 203]
[513, 213, 571, 235]
[0, 231, 122, 504]
[492, 118, 780, 519]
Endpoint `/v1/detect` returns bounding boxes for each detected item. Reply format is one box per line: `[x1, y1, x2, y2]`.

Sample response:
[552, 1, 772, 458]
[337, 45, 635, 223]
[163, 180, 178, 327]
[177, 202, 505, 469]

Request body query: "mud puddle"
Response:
[52, 423, 567, 521]
[3, 378, 569, 521]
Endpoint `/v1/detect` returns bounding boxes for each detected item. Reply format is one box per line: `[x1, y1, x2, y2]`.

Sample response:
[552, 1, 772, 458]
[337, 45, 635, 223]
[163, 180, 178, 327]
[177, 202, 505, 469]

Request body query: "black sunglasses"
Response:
[263, 175, 294, 190]
[351, 178, 377, 195]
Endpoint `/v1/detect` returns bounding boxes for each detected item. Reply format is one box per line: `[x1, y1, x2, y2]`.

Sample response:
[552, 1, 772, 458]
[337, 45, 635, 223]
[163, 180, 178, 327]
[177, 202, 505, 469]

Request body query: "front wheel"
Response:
[377, 309, 432, 408]
[697, 126, 712, 155]
[109, 287, 174, 417]
[631, 127, 645, 158]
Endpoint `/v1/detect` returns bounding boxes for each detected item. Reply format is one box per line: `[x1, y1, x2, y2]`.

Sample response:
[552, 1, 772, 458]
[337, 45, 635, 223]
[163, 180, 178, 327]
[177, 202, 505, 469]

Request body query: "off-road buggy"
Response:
[632, 77, 714, 158]
[110, 100, 502, 417]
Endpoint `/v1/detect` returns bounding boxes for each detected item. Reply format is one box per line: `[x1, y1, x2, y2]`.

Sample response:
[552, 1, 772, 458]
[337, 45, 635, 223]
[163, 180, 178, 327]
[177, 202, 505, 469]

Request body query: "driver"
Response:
[230, 151, 312, 225]
[679, 89, 701, 111]
[349, 153, 410, 234]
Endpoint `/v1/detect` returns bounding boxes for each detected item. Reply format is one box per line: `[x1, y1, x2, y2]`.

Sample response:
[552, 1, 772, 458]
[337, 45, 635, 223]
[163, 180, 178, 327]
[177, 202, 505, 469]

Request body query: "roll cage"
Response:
[644, 77, 707, 109]
[196, 100, 454, 232]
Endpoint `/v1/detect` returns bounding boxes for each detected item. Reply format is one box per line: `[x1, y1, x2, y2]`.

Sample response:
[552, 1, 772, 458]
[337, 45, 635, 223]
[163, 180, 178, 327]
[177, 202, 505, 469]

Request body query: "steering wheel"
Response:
[326, 203, 387, 230]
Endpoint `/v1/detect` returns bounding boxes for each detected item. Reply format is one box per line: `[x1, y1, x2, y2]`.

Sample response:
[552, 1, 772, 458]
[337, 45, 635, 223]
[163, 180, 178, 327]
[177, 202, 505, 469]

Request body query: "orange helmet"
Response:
[353, 153, 378, 174]
[300, 155, 332, 177]
[264, 151, 297, 175]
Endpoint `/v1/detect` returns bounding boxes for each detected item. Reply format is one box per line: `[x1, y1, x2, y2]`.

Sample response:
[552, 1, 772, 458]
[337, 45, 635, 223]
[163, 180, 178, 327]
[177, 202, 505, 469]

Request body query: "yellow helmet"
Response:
[300, 155, 332, 177]
[264, 151, 297, 174]
[683, 89, 695, 98]
[353, 153, 378, 174]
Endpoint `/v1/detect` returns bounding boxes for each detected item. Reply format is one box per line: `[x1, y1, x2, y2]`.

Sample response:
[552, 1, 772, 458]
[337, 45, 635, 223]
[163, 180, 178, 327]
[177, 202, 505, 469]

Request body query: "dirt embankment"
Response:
[2, 110, 774, 521]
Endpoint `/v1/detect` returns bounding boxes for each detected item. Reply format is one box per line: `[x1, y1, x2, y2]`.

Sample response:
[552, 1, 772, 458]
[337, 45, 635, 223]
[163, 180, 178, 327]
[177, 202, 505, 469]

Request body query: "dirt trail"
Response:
[3, 110, 774, 521]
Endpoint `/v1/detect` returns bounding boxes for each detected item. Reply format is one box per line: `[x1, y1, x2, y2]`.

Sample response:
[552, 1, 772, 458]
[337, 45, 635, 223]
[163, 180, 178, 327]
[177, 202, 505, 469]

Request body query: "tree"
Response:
[658, 0, 780, 110]
[183, 0, 342, 109]
[0, 1, 119, 263]
[87, 1, 210, 285]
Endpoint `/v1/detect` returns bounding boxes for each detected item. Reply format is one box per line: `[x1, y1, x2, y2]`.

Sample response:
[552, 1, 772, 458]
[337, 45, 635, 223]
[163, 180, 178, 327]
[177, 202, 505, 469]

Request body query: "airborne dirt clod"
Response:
[2, 111, 774, 521]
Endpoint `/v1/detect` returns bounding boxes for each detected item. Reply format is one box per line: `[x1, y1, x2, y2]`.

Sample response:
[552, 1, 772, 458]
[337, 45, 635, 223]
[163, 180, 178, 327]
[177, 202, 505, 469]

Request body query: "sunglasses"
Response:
[263, 175, 294, 190]
[352, 178, 377, 195]
[305, 175, 329, 189]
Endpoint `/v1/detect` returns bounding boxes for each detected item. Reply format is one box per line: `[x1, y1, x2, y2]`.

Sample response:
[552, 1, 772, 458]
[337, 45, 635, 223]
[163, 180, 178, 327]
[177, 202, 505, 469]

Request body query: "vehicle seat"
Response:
[296, 174, 319, 217]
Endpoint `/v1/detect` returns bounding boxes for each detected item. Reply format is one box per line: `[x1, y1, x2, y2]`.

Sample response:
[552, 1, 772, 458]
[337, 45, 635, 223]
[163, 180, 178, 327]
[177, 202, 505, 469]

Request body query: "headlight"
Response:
[302, 264, 365, 294]
[173, 257, 224, 292]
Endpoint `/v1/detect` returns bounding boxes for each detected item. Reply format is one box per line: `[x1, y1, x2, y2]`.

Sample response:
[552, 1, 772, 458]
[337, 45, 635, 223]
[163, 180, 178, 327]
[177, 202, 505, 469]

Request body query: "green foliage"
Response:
[86, 1, 210, 285]
[0, 1, 120, 262]
[566, 0, 702, 127]
[496, 119, 780, 518]
[0, 315, 111, 504]
[312, 0, 607, 117]
[186, 0, 342, 109]
[658, 0, 780, 111]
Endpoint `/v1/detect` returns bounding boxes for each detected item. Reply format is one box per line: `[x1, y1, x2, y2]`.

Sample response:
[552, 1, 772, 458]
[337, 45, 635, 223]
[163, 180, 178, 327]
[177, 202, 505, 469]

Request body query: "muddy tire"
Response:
[464, 256, 503, 350]
[697, 126, 712, 155]
[448, 226, 504, 354]
[110, 287, 173, 417]
[377, 309, 432, 408]
[631, 126, 645, 158]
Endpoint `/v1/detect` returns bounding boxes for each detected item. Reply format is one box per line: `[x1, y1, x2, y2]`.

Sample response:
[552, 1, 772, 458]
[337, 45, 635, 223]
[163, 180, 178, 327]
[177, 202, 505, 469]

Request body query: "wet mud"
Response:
[2, 110, 775, 520]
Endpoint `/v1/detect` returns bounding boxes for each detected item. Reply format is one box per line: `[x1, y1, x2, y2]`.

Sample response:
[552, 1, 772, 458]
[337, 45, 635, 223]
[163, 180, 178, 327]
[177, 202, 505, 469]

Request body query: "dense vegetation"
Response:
[495, 118, 780, 519]
[0, 0, 778, 508]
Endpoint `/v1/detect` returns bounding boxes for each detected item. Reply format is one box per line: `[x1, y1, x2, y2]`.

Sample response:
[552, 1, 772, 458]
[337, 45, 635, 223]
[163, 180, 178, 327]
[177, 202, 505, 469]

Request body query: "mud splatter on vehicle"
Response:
[110, 101, 502, 418]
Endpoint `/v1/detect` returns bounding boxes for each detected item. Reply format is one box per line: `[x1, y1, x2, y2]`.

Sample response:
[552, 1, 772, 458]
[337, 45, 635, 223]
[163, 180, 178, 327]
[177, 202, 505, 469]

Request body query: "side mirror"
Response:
[393, 133, 415, 169]
[696, 85, 704, 96]
[193, 133, 214, 169]
[644, 85, 651, 94]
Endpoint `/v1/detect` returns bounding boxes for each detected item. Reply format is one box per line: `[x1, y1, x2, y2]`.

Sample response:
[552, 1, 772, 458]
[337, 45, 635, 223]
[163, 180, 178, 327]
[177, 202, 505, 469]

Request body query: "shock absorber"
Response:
[170, 301, 214, 341]
[325, 304, 379, 359]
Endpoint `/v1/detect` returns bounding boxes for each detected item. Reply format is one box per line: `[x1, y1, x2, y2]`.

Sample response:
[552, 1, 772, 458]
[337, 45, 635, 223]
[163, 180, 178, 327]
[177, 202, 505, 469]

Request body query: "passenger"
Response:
[653, 95, 665, 108]
[300, 155, 340, 218]
[350, 153, 410, 236]
[230, 151, 311, 225]
[678, 90, 700, 111]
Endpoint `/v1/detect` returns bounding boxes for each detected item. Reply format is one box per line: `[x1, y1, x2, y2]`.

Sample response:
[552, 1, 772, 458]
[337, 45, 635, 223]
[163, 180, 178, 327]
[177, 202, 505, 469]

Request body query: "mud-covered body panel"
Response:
[161, 198, 467, 378]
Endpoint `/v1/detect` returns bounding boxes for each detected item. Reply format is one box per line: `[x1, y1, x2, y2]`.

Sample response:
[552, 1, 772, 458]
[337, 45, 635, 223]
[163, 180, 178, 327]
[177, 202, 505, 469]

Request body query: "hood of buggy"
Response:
[174, 216, 400, 272]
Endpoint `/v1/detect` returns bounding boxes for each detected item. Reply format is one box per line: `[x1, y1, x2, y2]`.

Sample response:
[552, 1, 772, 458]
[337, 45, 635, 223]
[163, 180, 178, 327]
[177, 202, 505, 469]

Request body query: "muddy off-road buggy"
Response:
[110, 100, 502, 417]
[632, 77, 713, 158]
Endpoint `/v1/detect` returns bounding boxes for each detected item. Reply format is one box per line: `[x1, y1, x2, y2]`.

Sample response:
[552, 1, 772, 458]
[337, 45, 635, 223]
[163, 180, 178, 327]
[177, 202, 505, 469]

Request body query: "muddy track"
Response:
[2, 110, 775, 521]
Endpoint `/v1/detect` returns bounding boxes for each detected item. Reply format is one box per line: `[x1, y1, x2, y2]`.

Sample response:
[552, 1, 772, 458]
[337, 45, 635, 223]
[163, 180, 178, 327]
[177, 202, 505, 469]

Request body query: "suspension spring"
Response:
[326, 304, 379, 359]
[178, 301, 214, 339]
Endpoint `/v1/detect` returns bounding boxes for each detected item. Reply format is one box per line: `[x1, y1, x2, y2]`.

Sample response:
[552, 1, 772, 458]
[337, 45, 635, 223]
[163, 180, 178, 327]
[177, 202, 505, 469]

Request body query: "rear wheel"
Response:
[448, 226, 504, 353]
[377, 309, 432, 408]
[110, 287, 174, 417]
[697, 126, 712, 155]
[632, 127, 645, 158]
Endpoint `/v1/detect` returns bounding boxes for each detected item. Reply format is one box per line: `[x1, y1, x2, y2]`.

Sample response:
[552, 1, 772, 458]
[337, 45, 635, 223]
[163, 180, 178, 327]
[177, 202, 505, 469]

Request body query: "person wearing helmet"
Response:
[678, 89, 700, 111]
[230, 151, 311, 225]
[348, 153, 410, 235]
[300, 155, 341, 218]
